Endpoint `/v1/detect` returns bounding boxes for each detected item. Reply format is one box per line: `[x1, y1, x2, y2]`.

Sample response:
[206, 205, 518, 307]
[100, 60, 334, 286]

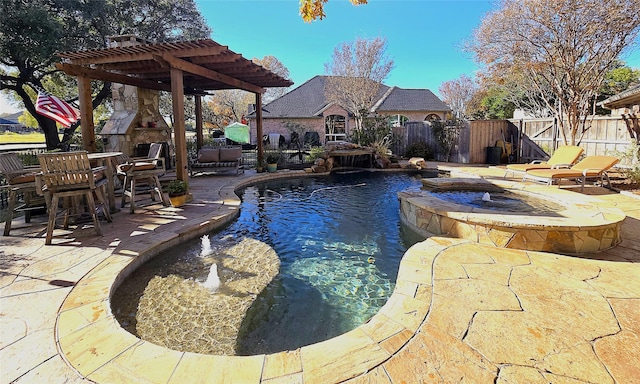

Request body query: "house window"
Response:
[425, 114, 441, 121]
[325, 115, 346, 141]
[389, 114, 409, 127]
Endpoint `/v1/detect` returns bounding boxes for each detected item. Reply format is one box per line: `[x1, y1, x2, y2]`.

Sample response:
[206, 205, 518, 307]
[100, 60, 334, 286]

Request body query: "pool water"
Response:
[111, 171, 426, 356]
[428, 190, 565, 214]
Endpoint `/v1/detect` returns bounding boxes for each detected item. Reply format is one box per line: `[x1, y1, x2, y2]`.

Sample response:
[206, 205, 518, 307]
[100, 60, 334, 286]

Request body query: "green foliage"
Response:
[166, 180, 188, 196]
[17, 153, 39, 166]
[1, 0, 211, 149]
[265, 151, 281, 164]
[596, 62, 640, 114]
[432, 119, 463, 162]
[370, 136, 392, 160]
[308, 146, 325, 161]
[471, 87, 516, 120]
[350, 114, 393, 146]
[404, 142, 434, 160]
[600, 62, 640, 96]
[609, 141, 640, 184]
[17, 111, 39, 128]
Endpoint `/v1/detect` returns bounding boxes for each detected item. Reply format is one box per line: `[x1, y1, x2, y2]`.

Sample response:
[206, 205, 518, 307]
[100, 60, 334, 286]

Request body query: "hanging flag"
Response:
[35, 92, 81, 127]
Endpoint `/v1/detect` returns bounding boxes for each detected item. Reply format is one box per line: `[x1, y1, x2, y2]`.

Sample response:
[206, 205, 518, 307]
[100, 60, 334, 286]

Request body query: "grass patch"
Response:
[0, 132, 46, 144]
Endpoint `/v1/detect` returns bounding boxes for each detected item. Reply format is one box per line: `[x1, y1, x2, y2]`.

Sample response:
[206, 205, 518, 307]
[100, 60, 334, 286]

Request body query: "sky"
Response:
[1, 0, 640, 114]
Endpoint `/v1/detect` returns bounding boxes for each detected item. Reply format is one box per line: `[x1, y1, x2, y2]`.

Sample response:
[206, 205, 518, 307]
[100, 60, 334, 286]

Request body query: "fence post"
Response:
[518, 119, 523, 162]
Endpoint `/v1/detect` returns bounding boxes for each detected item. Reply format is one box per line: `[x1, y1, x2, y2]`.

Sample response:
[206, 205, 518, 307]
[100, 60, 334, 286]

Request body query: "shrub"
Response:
[265, 152, 281, 164]
[404, 142, 434, 160]
[166, 180, 188, 196]
[609, 141, 640, 184]
[308, 146, 325, 161]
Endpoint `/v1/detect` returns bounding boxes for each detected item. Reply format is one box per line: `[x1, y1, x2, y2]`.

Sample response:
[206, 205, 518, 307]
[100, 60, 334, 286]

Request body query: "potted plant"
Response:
[166, 179, 189, 207]
[256, 158, 266, 173]
[265, 153, 280, 173]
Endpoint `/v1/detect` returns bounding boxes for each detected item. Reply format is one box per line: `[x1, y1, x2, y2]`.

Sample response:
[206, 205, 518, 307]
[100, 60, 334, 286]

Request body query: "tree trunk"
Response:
[39, 117, 61, 150]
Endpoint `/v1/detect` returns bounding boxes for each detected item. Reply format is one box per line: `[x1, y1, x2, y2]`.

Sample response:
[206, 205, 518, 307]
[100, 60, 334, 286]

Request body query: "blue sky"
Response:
[197, 0, 496, 91]
[195, 0, 640, 92]
[1, 0, 639, 114]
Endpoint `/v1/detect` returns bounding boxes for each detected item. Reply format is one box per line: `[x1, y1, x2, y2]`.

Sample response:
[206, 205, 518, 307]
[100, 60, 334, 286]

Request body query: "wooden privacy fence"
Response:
[392, 120, 508, 164]
[510, 116, 633, 161]
[392, 115, 634, 164]
[392, 121, 470, 163]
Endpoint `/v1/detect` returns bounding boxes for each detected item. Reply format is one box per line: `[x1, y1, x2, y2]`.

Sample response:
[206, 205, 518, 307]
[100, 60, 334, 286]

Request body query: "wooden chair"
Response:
[117, 142, 168, 213]
[37, 151, 112, 245]
[0, 152, 45, 236]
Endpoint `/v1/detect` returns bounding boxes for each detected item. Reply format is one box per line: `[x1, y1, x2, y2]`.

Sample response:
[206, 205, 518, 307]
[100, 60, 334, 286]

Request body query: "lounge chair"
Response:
[504, 145, 584, 179]
[523, 155, 620, 191]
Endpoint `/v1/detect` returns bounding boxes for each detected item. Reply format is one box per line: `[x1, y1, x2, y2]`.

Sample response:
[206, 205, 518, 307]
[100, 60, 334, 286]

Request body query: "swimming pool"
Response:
[111, 171, 426, 355]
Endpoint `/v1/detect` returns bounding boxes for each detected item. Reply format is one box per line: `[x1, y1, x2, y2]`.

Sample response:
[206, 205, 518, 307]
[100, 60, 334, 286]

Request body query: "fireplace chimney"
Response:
[100, 35, 172, 162]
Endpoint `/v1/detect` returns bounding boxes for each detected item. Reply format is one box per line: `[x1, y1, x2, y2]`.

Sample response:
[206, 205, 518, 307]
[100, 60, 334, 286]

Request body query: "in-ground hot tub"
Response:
[398, 177, 626, 255]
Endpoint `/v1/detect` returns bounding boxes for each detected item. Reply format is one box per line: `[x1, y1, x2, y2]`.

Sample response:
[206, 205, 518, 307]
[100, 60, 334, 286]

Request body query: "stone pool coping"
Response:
[47, 168, 639, 383]
[400, 177, 626, 254]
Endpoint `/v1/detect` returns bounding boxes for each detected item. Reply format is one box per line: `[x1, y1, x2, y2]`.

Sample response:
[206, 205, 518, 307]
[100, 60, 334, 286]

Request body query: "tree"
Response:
[596, 61, 640, 114]
[300, 0, 367, 22]
[469, 0, 640, 145]
[324, 37, 394, 143]
[0, 0, 210, 150]
[252, 56, 291, 103]
[439, 74, 476, 119]
[468, 86, 516, 120]
[207, 89, 254, 128]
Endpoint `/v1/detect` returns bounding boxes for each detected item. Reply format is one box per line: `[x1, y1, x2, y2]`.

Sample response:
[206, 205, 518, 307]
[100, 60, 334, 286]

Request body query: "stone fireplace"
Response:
[100, 35, 172, 165]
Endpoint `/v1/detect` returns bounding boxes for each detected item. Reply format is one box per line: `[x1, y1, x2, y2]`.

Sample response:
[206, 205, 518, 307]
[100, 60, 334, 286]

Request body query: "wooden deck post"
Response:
[78, 75, 96, 152]
[256, 92, 264, 165]
[171, 67, 188, 182]
[195, 94, 203, 151]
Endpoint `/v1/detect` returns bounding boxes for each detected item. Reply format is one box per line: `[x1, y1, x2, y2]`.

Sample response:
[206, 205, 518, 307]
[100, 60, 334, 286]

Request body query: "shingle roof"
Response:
[598, 84, 640, 109]
[0, 117, 20, 125]
[374, 88, 451, 112]
[260, 76, 330, 118]
[257, 75, 449, 118]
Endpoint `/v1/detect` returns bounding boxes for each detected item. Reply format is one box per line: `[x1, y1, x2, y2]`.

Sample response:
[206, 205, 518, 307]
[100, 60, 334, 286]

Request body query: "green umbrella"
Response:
[224, 122, 250, 144]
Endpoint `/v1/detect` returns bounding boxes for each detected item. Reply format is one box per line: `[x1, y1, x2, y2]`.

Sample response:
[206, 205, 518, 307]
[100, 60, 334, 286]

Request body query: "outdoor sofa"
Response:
[189, 146, 244, 176]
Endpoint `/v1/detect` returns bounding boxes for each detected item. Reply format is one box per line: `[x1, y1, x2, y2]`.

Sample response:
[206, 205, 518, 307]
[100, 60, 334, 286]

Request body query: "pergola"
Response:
[56, 37, 293, 181]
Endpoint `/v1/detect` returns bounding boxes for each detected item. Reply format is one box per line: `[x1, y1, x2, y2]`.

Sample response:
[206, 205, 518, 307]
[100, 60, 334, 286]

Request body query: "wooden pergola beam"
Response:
[61, 45, 228, 66]
[56, 63, 171, 92]
[155, 53, 264, 94]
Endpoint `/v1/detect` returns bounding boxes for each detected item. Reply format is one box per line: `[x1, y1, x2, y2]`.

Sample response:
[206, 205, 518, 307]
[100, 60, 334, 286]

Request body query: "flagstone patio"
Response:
[1, 166, 638, 383]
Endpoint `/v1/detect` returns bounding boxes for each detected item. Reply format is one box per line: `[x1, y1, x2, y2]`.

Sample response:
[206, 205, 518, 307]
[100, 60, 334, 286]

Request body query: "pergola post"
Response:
[77, 75, 96, 152]
[255, 92, 263, 165]
[171, 67, 188, 181]
[195, 95, 204, 150]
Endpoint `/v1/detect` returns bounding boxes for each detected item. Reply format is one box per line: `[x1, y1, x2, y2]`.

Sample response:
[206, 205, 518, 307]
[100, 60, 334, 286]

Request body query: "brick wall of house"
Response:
[249, 108, 447, 146]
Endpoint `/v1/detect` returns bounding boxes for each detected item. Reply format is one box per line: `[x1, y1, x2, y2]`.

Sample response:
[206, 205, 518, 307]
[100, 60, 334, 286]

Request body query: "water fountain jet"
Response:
[201, 235, 212, 256]
[203, 263, 221, 291]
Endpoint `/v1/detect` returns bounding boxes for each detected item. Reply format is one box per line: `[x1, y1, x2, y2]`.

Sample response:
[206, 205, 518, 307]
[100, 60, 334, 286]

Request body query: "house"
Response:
[598, 84, 640, 116]
[598, 84, 640, 142]
[0, 114, 27, 133]
[246, 75, 451, 145]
